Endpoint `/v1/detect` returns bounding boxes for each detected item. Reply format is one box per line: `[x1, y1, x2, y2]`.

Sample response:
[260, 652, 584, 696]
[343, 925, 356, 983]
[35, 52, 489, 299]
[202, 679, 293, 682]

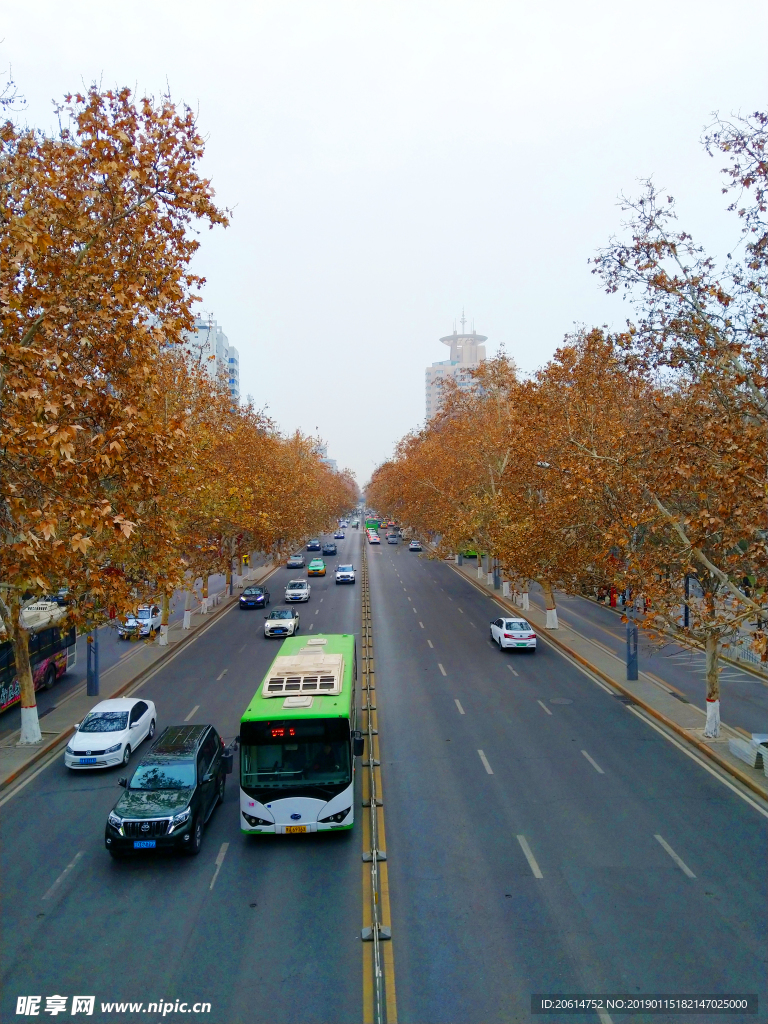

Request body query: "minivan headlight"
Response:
[172, 807, 191, 826]
[108, 812, 123, 832]
[105, 742, 122, 754]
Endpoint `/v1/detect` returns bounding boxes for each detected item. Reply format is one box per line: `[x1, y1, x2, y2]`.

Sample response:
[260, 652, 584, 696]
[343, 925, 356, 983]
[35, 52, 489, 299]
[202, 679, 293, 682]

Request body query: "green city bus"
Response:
[365, 518, 380, 532]
[238, 634, 362, 835]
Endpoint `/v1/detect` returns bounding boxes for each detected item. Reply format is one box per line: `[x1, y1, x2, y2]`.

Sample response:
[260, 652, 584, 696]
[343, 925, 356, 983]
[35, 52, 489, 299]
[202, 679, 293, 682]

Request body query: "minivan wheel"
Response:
[122, 745, 131, 766]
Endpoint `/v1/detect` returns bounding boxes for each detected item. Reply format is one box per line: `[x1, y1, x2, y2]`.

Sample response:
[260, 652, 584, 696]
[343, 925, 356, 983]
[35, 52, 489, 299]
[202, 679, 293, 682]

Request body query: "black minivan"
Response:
[105, 725, 233, 857]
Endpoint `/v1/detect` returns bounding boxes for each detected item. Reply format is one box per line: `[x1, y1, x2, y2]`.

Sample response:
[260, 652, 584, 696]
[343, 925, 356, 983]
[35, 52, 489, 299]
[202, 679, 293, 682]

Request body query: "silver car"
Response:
[285, 579, 311, 602]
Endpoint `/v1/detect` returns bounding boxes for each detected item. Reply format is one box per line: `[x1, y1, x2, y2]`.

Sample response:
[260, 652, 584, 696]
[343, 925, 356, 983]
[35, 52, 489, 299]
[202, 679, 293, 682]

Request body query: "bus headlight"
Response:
[319, 807, 351, 824]
[243, 812, 272, 827]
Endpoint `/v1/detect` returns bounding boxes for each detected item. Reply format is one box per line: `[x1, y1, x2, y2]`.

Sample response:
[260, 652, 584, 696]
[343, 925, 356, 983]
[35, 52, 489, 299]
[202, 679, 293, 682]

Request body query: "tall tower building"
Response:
[182, 317, 240, 402]
[425, 312, 487, 419]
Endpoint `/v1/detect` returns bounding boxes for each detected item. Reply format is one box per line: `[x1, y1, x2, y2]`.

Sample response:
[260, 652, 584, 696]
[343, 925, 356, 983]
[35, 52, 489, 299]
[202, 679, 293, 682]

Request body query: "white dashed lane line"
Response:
[419, 622, 424, 629]
[507, 665, 518, 677]
[655, 834, 696, 878]
[581, 750, 605, 774]
[184, 705, 199, 722]
[43, 851, 85, 901]
[216, 669, 228, 681]
[438, 663, 447, 676]
[537, 700, 553, 716]
[516, 835, 543, 878]
[454, 699, 465, 715]
[477, 749, 494, 774]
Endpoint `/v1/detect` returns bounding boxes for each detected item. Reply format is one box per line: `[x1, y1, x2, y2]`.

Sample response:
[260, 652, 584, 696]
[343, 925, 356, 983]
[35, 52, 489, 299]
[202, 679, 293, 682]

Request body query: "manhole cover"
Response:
[549, 698, 573, 704]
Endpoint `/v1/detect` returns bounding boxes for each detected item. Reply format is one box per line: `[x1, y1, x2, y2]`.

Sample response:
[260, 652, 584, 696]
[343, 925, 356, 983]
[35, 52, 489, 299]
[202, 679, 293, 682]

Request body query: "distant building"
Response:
[425, 314, 486, 419]
[314, 442, 338, 473]
[183, 317, 240, 402]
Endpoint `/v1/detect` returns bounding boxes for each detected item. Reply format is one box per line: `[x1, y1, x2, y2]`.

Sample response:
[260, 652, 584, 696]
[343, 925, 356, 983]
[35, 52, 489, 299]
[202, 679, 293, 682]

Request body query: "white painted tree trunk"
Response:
[703, 633, 721, 738]
[486, 572, 494, 586]
[521, 582, 530, 612]
[183, 589, 193, 630]
[541, 580, 558, 628]
[502, 582, 510, 597]
[159, 594, 170, 646]
[477, 566, 484, 580]
[20, 705, 42, 745]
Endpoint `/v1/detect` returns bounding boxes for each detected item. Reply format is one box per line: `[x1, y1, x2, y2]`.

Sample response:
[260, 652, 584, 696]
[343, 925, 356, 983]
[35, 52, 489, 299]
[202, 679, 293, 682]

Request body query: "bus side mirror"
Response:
[352, 731, 364, 757]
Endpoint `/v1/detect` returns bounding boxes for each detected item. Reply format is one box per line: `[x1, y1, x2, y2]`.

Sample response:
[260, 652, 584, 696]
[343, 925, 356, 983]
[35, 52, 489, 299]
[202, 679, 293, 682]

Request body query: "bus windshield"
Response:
[240, 718, 351, 790]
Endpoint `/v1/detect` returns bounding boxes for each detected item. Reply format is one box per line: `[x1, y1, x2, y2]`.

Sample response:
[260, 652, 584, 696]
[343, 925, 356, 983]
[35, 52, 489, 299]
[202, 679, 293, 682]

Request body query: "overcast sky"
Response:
[6, 2, 767, 483]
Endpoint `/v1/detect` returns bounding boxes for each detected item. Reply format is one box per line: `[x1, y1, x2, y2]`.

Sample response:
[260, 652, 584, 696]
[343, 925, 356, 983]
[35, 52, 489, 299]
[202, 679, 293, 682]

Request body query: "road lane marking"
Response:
[413, 608, 417, 614]
[457, 608, 463, 613]
[455, 699, 465, 715]
[209, 842, 229, 890]
[507, 666, 519, 677]
[309, 623, 314, 630]
[184, 705, 199, 722]
[537, 700, 553, 715]
[654, 834, 696, 877]
[43, 851, 84, 900]
[469, 621, 475, 628]
[216, 669, 228, 681]
[238, 643, 247, 653]
[315, 609, 319, 615]
[427, 640, 433, 648]
[407, 597, 411, 602]
[477, 749, 494, 774]
[516, 835, 543, 878]
[419, 621, 424, 629]
[581, 750, 605, 774]
[447, 596, 452, 601]
[438, 663, 447, 676]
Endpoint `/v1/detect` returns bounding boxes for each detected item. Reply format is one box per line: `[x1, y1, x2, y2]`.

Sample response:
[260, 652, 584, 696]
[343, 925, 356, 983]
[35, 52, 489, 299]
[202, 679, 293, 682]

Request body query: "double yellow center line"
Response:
[361, 543, 397, 1024]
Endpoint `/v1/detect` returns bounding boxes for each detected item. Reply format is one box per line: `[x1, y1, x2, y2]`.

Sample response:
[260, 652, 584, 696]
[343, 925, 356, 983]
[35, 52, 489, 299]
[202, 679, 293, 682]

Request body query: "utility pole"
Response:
[683, 574, 690, 629]
[626, 599, 638, 681]
[86, 629, 100, 696]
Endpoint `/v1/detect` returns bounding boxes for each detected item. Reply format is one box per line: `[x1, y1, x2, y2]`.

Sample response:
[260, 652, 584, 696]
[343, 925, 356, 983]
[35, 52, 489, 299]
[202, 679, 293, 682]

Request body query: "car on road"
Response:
[105, 724, 232, 857]
[322, 542, 337, 556]
[490, 617, 537, 651]
[368, 533, 380, 545]
[117, 604, 161, 640]
[408, 540, 422, 552]
[308, 558, 326, 576]
[334, 530, 345, 540]
[335, 564, 356, 584]
[351, 520, 359, 528]
[66, 698, 157, 770]
[340, 520, 348, 528]
[306, 539, 321, 551]
[239, 586, 269, 610]
[387, 534, 398, 544]
[264, 608, 300, 637]
[286, 553, 305, 569]
[285, 579, 311, 602]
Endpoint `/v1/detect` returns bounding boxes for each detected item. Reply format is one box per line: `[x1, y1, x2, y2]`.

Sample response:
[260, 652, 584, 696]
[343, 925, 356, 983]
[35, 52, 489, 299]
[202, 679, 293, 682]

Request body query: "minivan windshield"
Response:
[130, 762, 196, 790]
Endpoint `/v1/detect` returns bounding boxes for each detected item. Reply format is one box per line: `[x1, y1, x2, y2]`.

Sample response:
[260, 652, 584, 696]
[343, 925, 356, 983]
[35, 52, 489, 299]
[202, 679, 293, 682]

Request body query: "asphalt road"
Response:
[0, 536, 363, 1024]
[370, 544, 767, 1024]
[1, 535, 766, 1024]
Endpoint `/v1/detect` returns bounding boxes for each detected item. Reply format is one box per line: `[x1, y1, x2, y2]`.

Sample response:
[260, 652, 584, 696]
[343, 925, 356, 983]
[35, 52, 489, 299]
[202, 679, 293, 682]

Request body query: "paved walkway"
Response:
[0, 564, 276, 790]
[449, 559, 768, 801]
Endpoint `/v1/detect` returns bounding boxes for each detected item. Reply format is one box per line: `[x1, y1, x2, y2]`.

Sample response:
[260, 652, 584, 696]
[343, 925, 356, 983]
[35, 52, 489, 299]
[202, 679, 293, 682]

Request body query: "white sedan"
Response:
[490, 617, 537, 652]
[65, 698, 157, 769]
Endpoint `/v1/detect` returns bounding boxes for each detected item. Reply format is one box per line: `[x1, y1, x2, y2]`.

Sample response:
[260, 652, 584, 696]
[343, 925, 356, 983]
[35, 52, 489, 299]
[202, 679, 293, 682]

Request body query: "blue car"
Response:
[239, 586, 269, 609]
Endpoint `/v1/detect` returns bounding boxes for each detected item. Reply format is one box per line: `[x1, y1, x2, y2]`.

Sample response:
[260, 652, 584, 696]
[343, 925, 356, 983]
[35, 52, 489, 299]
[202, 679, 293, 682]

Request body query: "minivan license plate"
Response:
[133, 840, 156, 849]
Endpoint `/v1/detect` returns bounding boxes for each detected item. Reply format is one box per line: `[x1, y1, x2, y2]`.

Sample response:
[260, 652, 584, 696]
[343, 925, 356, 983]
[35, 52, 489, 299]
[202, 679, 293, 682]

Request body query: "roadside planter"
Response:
[728, 734, 768, 770]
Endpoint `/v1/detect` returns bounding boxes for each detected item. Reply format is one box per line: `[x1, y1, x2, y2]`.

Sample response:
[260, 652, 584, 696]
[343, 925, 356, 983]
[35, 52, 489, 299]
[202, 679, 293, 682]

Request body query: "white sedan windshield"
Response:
[80, 712, 128, 733]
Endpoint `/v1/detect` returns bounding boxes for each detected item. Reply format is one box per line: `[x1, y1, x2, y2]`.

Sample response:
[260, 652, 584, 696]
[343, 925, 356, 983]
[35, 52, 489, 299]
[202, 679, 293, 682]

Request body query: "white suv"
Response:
[118, 605, 161, 640]
[335, 565, 356, 584]
[285, 579, 311, 602]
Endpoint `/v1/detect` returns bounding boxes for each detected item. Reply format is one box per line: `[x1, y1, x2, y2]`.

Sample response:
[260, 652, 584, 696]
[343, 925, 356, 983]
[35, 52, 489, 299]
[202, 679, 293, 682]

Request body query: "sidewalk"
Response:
[449, 559, 768, 802]
[0, 563, 276, 791]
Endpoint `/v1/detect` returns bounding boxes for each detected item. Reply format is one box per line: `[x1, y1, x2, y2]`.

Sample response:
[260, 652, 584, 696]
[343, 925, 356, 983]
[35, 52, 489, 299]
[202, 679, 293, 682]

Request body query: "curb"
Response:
[0, 568, 277, 793]
[447, 562, 768, 804]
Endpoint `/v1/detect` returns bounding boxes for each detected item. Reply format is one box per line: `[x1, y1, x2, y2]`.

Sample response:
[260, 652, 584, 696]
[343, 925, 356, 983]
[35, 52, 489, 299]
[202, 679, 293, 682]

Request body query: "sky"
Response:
[6, 1, 767, 484]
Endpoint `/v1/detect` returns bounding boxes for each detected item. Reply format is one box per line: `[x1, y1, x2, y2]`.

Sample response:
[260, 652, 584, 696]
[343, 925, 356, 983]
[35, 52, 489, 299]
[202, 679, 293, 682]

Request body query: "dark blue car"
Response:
[239, 586, 270, 609]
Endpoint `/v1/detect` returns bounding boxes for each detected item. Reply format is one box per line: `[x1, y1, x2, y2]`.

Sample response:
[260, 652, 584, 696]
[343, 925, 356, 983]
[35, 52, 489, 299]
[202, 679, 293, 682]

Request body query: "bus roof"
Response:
[241, 634, 355, 723]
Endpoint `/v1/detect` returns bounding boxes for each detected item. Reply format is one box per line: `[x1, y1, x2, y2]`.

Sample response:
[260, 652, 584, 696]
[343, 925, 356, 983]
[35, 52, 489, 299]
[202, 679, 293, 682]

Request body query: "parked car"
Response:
[408, 540, 422, 552]
[308, 558, 326, 576]
[239, 586, 269, 609]
[104, 724, 232, 857]
[285, 579, 311, 602]
[306, 539, 321, 551]
[118, 605, 161, 640]
[490, 617, 537, 651]
[264, 607, 300, 637]
[335, 565, 356, 584]
[322, 542, 337, 556]
[66, 698, 157, 770]
[287, 553, 305, 569]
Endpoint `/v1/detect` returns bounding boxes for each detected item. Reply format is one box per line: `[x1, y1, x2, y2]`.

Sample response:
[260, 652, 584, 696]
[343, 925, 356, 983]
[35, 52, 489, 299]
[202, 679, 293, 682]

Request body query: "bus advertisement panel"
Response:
[0, 623, 78, 714]
[239, 634, 360, 835]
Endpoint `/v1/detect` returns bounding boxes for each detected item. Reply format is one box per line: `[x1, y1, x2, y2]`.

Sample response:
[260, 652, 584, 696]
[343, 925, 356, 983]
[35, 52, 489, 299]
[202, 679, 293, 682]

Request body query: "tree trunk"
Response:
[541, 580, 558, 628]
[703, 632, 721, 738]
[183, 588, 192, 630]
[159, 592, 170, 646]
[12, 595, 42, 744]
[521, 581, 530, 612]
[201, 576, 209, 614]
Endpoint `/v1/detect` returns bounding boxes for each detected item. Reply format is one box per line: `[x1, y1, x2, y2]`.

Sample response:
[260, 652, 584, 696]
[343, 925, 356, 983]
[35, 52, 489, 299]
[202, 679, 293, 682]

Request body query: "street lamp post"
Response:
[626, 600, 638, 681]
[86, 628, 100, 696]
[683, 574, 690, 629]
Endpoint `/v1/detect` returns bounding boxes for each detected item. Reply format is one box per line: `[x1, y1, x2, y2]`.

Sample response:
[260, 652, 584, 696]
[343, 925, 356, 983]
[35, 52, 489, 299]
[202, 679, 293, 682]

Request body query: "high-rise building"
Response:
[425, 314, 486, 419]
[183, 316, 240, 402]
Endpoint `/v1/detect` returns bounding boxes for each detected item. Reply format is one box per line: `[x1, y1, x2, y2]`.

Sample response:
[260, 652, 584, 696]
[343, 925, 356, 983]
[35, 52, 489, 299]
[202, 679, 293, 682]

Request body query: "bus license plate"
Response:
[133, 840, 156, 849]
[285, 825, 306, 834]
[79, 757, 97, 764]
